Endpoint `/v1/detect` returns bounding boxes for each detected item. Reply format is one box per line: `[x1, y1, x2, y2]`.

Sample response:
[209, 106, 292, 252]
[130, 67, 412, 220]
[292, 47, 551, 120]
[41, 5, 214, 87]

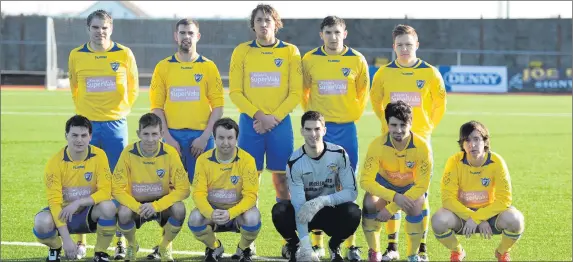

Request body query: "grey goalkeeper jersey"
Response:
[286, 141, 358, 215]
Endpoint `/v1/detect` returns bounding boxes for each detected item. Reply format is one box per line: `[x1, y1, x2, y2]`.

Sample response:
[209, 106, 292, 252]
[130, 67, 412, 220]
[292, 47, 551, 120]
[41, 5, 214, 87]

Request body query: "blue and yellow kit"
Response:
[43, 145, 112, 228]
[111, 141, 190, 213]
[360, 132, 433, 214]
[68, 42, 139, 121]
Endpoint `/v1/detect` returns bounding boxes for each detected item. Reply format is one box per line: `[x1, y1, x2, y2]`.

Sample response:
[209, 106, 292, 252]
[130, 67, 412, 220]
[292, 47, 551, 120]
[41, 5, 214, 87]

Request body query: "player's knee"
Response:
[117, 205, 134, 225]
[271, 202, 291, 221]
[187, 208, 206, 227]
[431, 208, 455, 233]
[170, 202, 186, 221]
[34, 211, 55, 233]
[96, 200, 117, 219]
[362, 194, 377, 215]
[500, 208, 525, 232]
[241, 207, 261, 227]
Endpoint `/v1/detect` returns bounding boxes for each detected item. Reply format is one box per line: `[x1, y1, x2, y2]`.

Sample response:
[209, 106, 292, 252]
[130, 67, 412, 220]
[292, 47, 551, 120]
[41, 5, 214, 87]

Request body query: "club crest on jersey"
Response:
[406, 161, 415, 168]
[328, 163, 339, 175]
[481, 178, 490, 187]
[84, 172, 93, 182]
[274, 58, 283, 67]
[157, 169, 165, 179]
[230, 175, 240, 185]
[110, 62, 119, 72]
[342, 68, 351, 77]
[194, 74, 203, 82]
[416, 80, 425, 89]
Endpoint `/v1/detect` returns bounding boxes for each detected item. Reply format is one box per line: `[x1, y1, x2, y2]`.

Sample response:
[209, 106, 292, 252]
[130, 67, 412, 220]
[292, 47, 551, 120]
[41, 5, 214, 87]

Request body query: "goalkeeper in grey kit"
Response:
[271, 111, 361, 262]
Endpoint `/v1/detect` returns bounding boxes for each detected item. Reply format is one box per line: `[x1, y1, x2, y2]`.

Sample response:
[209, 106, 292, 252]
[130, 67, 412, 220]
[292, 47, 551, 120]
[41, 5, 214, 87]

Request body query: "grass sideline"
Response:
[1, 89, 571, 261]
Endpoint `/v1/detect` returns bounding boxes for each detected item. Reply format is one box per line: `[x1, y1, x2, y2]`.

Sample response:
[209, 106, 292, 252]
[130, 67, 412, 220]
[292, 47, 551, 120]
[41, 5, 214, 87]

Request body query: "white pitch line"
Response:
[0, 241, 285, 261]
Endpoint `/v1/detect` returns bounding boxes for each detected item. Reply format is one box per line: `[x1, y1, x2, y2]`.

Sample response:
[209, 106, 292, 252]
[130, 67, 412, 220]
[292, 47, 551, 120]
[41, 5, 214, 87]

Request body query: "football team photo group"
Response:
[32, 4, 527, 262]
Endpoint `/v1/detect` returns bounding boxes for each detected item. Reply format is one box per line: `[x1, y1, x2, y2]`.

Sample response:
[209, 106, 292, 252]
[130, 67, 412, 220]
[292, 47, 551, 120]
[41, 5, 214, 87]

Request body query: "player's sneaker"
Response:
[495, 250, 511, 262]
[281, 242, 298, 260]
[125, 244, 139, 262]
[147, 245, 160, 260]
[312, 245, 326, 258]
[418, 251, 429, 261]
[368, 248, 382, 262]
[46, 247, 62, 262]
[328, 245, 344, 262]
[407, 255, 420, 262]
[93, 252, 111, 262]
[232, 242, 257, 259]
[346, 245, 362, 262]
[204, 240, 224, 262]
[381, 248, 400, 261]
[239, 247, 254, 262]
[76, 241, 87, 260]
[450, 248, 466, 262]
[113, 241, 126, 260]
[296, 244, 320, 262]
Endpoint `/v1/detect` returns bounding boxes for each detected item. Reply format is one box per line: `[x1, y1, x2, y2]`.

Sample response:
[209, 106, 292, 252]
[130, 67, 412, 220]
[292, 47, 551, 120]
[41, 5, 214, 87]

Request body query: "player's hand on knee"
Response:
[478, 221, 493, 239]
[297, 196, 329, 223]
[139, 203, 156, 219]
[463, 218, 478, 238]
[376, 208, 392, 222]
[393, 193, 414, 211]
[59, 201, 80, 222]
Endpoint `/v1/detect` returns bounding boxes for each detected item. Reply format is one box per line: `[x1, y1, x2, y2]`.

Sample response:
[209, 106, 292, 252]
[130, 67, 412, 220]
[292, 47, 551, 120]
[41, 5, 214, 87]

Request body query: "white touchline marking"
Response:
[0, 241, 285, 261]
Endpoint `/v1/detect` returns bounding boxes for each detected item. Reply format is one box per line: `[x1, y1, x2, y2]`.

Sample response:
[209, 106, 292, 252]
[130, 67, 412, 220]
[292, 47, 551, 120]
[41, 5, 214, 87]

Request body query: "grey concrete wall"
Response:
[1, 15, 571, 74]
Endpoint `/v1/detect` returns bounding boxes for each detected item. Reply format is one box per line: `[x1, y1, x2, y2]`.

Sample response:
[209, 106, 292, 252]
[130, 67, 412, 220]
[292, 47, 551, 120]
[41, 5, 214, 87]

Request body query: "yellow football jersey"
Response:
[370, 59, 447, 140]
[229, 40, 302, 121]
[44, 145, 112, 228]
[302, 46, 370, 123]
[192, 147, 259, 220]
[112, 141, 190, 213]
[149, 54, 224, 130]
[360, 132, 433, 214]
[441, 151, 512, 224]
[68, 42, 139, 121]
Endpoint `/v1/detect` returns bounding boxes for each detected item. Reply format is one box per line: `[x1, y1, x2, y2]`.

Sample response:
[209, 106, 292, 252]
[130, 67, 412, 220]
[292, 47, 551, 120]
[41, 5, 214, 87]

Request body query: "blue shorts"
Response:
[375, 174, 428, 198]
[38, 206, 97, 234]
[169, 128, 214, 183]
[323, 122, 359, 173]
[238, 113, 294, 173]
[456, 210, 502, 235]
[90, 118, 128, 172]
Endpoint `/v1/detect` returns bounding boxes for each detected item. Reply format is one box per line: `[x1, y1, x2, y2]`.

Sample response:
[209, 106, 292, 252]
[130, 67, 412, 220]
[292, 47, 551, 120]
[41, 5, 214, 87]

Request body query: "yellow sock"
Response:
[239, 222, 262, 250]
[344, 234, 356, 248]
[434, 229, 462, 252]
[497, 230, 522, 254]
[34, 228, 62, 249]
[190, 224, 218, 249]
[160, 218, 183, 249]
[74, 234, 87, 244]
[311, 230, 324, 247]
[386, 212, 401, 245]
[118, 221, 137, 246]
[94, 218, 117, 253]
[405, 214, 424, 257]
[362, 215, 383, 252]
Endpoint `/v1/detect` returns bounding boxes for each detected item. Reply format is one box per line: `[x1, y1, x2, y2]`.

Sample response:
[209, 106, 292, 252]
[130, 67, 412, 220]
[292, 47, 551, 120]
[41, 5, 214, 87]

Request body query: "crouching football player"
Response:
[431, 121, 524, 262]
[112, 113, 190, 261]
[33, 115, 117, 261]
[272, 111, 361, 262]
[188, 118, 261, 262]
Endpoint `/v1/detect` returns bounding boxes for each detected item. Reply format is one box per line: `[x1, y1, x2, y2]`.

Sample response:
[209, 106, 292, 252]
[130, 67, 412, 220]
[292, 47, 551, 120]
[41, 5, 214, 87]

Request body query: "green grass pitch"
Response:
[1, 89, 571, 261]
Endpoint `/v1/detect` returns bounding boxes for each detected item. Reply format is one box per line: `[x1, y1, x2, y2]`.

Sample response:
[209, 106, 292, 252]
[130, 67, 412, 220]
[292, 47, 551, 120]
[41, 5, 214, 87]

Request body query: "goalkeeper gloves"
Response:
[296, 195, 332, 224]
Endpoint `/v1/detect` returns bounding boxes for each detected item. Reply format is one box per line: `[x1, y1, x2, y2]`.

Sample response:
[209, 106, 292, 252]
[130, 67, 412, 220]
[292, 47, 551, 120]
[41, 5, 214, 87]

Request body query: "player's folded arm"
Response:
[228, 163, 260, 220]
